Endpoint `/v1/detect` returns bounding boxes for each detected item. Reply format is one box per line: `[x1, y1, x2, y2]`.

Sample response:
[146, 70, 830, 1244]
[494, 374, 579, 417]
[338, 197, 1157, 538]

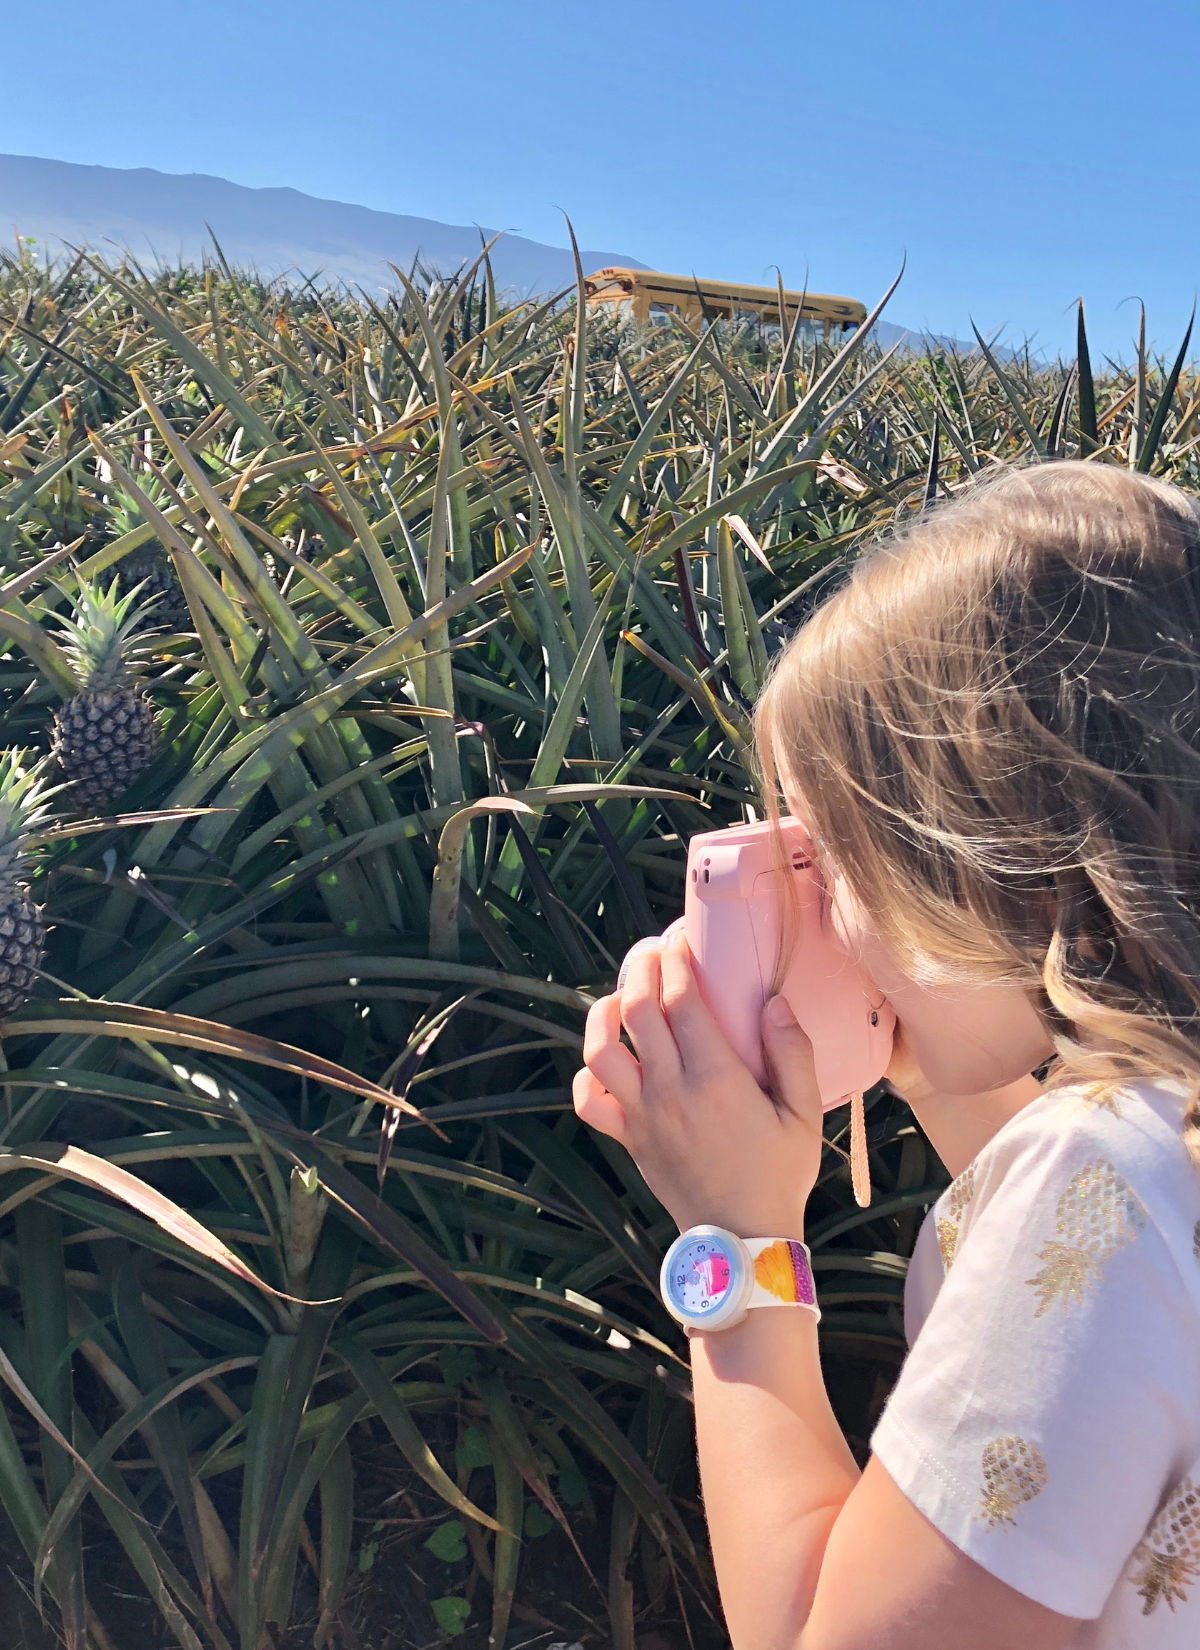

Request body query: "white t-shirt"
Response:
[872, 1079, 1200, 1644]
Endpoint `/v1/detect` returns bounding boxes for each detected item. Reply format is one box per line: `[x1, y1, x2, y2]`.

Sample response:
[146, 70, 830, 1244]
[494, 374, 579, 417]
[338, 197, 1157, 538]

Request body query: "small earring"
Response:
[849, 1092, 871, 1209]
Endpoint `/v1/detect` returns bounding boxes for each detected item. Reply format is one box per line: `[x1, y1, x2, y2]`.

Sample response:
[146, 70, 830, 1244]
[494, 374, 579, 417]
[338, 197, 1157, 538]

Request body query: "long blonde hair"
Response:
[756, 461, 1200, 1163]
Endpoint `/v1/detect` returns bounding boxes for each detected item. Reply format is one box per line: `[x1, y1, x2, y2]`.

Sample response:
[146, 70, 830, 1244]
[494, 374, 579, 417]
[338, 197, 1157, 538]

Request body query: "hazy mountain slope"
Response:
[0, 153, 646, 294]
[0, 153, 972, 350]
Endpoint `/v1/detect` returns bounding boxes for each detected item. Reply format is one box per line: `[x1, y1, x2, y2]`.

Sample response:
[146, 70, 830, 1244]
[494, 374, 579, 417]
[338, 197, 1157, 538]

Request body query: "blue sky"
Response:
[3, 0, 1197, 358]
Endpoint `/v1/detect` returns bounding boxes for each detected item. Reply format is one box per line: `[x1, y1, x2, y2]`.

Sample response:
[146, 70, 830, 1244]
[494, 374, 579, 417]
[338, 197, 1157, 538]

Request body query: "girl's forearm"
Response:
[690, 1308, 860, 1650]
[688, 1071, 1045, 1650]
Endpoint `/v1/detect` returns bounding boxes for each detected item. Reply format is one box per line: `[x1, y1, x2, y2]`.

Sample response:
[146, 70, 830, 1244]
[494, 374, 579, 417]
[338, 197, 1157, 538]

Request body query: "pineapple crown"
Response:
[0, 751, 57, 886]
[52, 575, 161, 695]
[107, 478, 171, 541]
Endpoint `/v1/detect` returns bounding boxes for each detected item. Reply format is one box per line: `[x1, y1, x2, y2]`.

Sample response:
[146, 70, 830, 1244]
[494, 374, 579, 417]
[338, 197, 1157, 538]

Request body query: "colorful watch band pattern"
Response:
[747, 1237, 818, 1312]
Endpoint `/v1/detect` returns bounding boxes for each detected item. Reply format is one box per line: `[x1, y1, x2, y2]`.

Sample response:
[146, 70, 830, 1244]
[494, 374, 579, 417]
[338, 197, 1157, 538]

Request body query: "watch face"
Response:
[666, 1235, 734, 1320]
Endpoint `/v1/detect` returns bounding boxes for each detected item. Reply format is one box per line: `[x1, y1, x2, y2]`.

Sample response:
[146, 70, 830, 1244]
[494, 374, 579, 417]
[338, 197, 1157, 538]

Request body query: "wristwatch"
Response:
[659, 1224, 820, 1332]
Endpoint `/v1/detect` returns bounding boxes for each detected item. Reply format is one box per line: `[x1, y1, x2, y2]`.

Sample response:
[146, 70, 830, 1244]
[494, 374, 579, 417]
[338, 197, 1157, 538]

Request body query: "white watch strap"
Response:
[742, 1237, 820, 1320]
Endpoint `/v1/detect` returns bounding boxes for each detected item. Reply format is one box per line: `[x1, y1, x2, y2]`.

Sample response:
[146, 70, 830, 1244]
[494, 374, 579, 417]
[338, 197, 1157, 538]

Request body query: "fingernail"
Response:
[617, 935, 659, 989]
[766, 994, 797, 1027]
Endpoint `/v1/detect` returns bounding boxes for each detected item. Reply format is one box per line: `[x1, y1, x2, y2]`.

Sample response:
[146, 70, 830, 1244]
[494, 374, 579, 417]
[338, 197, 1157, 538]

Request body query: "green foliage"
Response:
[0, 241, 1188, 1649]
[425, 1519, 468, 1563]
[455, 1426, 493, 1471]
[523, 1502, 556, 1539]
[431, 1594, 472, 1634]
[357, 1522, 384, 1574]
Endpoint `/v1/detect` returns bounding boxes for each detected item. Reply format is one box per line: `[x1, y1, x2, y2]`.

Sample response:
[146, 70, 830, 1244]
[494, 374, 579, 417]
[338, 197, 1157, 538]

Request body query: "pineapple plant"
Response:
[114, 543, 189, 627]
[106, 486, 190, 626]
[50, 576, 161, 812]
[0, 751, 53, 1016]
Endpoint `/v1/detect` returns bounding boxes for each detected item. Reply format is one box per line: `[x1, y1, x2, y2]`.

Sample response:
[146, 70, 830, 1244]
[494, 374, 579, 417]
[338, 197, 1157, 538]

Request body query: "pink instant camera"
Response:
[619, 818, 896, 1111]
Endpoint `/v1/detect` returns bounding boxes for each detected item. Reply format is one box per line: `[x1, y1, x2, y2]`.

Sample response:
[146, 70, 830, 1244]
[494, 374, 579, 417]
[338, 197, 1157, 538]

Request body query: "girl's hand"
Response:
[572, 929, 825, 1236]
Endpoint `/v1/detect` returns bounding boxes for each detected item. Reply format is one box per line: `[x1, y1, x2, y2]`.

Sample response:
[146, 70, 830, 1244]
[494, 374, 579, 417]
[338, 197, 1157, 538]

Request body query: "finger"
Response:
[619, 943, 683, 1082]
[583, 993, 643, 1105]
[760, 994, 822, 1123]
[573, 1065, 629, 1142]
[658, 930, 740, 1075]
[616, 934, 662, 990]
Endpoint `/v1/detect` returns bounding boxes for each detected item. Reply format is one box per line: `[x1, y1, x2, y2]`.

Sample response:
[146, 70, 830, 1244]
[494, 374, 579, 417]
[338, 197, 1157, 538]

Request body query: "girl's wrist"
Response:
[673, 1202, 809, 1241]
[688, 1292, 820, 1371]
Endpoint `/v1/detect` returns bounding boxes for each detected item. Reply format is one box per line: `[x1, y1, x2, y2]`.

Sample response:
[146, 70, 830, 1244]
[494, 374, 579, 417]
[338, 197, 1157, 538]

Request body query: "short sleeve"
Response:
[872, 1129, 1200, 1620]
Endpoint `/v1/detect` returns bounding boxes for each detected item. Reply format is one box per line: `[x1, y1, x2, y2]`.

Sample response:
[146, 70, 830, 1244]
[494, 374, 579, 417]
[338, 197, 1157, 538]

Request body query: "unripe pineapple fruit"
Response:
[115, 545, 189, 628]
[104, 486, 189, 630]
[0, 752, 53, 1017]
[51, 578, 160, 813]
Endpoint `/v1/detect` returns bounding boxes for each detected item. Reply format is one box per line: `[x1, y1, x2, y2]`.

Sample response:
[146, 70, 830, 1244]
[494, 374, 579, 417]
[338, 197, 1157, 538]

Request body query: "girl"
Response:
[573, 462, 1200, 1649]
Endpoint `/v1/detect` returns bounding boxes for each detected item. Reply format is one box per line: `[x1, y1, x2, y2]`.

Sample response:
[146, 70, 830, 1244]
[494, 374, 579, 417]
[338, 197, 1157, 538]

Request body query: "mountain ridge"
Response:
[0, 152, 647, 296]
[0, 152, 964, 351]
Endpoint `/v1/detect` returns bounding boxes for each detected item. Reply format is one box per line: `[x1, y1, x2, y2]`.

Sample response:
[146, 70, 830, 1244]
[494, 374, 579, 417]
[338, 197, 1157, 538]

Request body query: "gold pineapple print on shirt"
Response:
[1129, 1478, 1200, 1615]
[978, 1436, 1048, 1530]
[936, 1163, 976, 1271]
[1025, 1159, 1146, 1317]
